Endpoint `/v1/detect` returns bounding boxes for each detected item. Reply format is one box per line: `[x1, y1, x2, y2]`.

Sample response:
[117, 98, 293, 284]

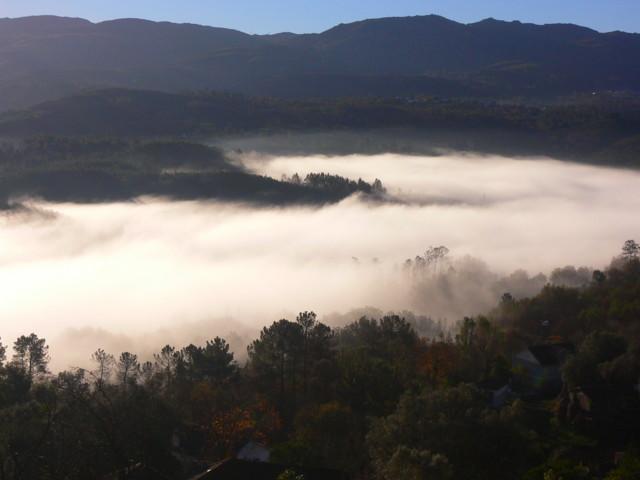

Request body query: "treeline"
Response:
[1, 243, 639, 479]
[283, 172, 386, 197]
[1, 89, 640, 167]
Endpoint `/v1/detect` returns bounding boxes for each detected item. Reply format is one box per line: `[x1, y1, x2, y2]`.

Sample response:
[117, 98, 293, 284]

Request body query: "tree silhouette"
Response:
[117, 352, 140, 386]
[91, 348, 115, 386]
[0, 337, 6, 369]
[11, 333, 50, 380]
[154, 344, 179, 390]
[622, 239, 639, 259]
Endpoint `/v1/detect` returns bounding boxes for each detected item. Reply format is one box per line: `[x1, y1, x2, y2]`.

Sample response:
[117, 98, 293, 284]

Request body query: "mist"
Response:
[1, 152, 639, 370]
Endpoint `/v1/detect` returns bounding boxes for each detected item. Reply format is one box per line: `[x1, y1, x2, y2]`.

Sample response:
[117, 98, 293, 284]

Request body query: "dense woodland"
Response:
[1, 90, 640, 167]
[0, 242, 639, 479]
[0, 137, 385, 206]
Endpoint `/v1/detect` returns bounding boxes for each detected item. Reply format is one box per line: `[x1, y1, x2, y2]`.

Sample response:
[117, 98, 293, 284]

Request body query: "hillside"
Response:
[0, 15, 639, 110]
[1, 88, 640, 167]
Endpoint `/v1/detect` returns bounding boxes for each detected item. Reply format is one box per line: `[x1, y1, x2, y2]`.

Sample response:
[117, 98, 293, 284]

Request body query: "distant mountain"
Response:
[0, 14, 638, 110]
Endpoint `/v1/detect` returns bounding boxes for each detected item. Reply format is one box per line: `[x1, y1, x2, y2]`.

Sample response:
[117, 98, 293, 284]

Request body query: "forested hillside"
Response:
[1, 90, 640, 167]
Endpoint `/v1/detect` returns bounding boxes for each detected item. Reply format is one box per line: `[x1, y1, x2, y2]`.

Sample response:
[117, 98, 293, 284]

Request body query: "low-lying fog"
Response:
[2, 152, 639, 370]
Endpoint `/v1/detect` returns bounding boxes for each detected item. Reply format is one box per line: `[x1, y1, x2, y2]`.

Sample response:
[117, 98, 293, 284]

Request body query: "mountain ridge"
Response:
[0, 14, 638, 111]
[2, 13, 630, 35]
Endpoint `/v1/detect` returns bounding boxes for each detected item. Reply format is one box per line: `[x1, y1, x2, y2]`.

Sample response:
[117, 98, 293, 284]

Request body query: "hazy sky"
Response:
[1, 0, 639, 34]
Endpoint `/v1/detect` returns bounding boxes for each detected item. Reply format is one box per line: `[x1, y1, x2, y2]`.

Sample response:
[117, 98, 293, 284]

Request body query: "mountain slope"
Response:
[304, 16, 640, 93]
[0, 15, 638, 110]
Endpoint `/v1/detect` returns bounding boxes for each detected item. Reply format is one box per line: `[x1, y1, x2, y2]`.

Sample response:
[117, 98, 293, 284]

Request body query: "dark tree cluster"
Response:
[2, 89, 640, 167]
[283, 172, 386, 198]
[0, 137, 388, 206]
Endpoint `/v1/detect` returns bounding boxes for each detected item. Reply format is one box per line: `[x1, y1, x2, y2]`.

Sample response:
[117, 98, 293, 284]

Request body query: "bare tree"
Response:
[425, 245, 450, 273]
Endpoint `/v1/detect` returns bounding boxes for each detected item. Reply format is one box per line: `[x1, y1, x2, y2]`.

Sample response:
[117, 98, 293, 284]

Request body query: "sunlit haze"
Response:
[2, 153, 638, 369]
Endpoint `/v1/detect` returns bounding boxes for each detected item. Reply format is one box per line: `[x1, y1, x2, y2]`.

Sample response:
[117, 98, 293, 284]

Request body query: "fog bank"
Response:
[1, 153, 638, 370]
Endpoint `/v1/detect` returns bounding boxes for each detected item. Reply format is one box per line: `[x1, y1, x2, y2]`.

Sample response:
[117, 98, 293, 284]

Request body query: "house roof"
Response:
[190, 459, 348, 480]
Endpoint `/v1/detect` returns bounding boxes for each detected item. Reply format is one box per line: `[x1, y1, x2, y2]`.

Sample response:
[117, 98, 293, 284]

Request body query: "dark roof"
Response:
[528, 343, 574, 366]
[191, 459, 348, 480]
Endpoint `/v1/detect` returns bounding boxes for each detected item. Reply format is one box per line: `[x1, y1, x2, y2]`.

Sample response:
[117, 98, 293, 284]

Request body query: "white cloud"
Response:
[0, 153, 638, 370]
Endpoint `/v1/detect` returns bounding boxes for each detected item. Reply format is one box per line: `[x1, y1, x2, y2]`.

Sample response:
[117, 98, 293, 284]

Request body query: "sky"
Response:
[0, 0, 639, 34]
